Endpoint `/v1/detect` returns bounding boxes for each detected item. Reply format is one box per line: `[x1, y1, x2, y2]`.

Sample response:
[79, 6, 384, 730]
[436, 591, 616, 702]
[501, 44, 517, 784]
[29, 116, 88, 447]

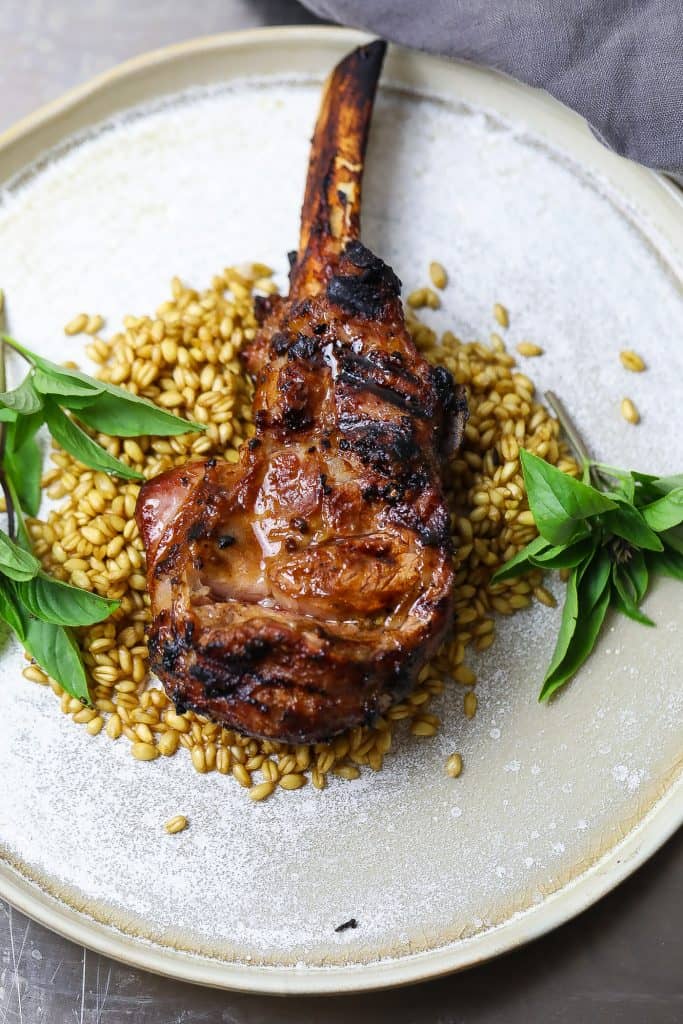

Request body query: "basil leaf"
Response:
[541, 565, 580, 685]
[75, 393, 200, 438]
[520, 449, 616, 545]
[631, 470, 658, 485]
[44, 401, 143, 481]
[10, 409, 44, 452]
[23, 617, 90, 703]
[651, 547, 683, 581]
[32, 366, 104, 400]
[5, 425, 42, 517]
[640, 488, 683, 533]
[592, 463, 635, 502]
[582, 546, 612, 610]
[0, 407, 17, 422]
[634, 472, 683, 498]
[530, 535, 597, 569]
[0, 577, 27, 639]
[659, 525, 683, 555]
[0, 530, 41, 580]
[0, 374, 43, 414]
[603, 503, 663, 552]
[15, 573, 118, 626]
[4, 334, 201, 435]
[491, 535, 549, 582]
[539, 583, 611, 700]
[624, 548, 649, 603]
[611, 566, 654, 626]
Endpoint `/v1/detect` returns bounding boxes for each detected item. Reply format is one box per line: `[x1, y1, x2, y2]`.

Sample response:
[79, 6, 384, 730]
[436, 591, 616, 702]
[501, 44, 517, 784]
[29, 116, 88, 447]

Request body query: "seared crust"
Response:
[136, 42, 468, 742]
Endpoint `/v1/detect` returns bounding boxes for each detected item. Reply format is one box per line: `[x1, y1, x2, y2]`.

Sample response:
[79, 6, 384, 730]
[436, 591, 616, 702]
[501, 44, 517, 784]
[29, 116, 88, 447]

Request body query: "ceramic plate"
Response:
[0, 27, 681, 995]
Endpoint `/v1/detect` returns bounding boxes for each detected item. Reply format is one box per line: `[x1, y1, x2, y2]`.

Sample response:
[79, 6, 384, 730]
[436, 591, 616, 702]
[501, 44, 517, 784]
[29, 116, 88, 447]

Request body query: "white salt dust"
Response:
[0, 77, 681, 967]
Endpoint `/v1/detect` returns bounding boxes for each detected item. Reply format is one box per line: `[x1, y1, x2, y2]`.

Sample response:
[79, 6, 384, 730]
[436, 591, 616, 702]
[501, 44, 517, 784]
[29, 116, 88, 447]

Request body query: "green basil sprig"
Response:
[0, 292, 204, 702]
[492, 396, 683, 701]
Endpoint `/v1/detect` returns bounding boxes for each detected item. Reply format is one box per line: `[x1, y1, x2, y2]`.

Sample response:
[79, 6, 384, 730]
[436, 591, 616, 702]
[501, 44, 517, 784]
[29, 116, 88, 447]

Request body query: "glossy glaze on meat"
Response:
[136, 41, 468, 742]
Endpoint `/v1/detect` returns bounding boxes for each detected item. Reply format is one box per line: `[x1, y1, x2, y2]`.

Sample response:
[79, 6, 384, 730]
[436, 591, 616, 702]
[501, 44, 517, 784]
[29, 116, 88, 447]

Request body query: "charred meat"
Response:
[136, 41, 467, 742]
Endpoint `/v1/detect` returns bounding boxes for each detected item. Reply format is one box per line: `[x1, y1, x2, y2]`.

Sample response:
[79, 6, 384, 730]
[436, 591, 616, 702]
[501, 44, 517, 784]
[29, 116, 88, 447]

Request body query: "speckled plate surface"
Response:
[0, 27, 681, 995]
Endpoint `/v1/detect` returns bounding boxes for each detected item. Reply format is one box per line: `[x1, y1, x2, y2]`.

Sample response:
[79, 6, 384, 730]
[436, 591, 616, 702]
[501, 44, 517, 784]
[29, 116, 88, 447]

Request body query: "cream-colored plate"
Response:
[0, 27, 681, 995]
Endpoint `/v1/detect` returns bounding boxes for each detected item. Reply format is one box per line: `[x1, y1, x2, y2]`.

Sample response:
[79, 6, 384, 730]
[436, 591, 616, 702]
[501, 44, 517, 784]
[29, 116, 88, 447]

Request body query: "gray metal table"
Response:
[1, 2, 680, 1020]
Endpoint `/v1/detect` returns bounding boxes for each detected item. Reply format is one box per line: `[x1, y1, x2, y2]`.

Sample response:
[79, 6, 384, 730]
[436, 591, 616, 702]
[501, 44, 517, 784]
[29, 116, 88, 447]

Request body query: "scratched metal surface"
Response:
[0, 1, 681, 1022]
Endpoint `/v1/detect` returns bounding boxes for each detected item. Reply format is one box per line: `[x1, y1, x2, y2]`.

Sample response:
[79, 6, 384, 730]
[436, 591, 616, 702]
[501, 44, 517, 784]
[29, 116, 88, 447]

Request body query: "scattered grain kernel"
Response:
[621, 397, 640, 424]
[516, 341, 544, 357]
[279, 773, 307, 791]
[619, 349, 646, 373]
[164, 815, 188, 835]
[429, 261, 448, 289]
[446, 752, 463, 778]
[22, 665, 48, 684]
[86, 715, 104, 736]
[249, 781, 275, 802]
[84, 314, 104, 335]
[453, 665, 476, 686]
[158, 730, 180, 756]
[410, 720, 438, 737]
[464, 691, 478, 719]
[105, 715, 122, 739]
[407, 287, 427, 308]
[131, 742, 159, 761]
[64, 313, 88, 335]
[331, 764, 361, 781]
[534, 585, 557, 608]
[232, 764, 252, 788]
[191, 745, 207, 774]
[493, 303, 509, 328]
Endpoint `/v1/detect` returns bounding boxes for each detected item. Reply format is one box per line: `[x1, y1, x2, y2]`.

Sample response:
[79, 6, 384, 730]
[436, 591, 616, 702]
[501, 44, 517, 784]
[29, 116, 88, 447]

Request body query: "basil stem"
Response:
[545, 390, 613, 492]
[0, 292, 15, 539]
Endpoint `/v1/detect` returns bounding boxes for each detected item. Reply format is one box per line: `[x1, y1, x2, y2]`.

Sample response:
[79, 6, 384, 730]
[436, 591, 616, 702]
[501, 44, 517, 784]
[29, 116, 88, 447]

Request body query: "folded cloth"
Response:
[300, 0, 683, 174]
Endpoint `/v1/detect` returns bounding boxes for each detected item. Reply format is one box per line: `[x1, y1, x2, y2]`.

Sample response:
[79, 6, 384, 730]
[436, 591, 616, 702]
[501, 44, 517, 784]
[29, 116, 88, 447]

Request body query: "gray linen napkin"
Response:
[300, 0, 683, 174]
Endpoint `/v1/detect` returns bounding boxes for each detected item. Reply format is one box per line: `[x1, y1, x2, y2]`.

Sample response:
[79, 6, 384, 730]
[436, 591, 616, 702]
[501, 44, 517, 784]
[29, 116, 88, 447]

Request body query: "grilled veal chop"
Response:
[136, 41, 468, 742]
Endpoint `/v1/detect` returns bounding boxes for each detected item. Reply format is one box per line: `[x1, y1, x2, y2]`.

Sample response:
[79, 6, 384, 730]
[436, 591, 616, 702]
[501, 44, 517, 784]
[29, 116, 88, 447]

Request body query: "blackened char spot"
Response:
[271, 332, 290, 355]
[327, 241, 401, 318]
[388, 500, 451, 547]
[337, 351, 429, 417]
[287, 333, 319, 362]
[339, 417, 419, 477]
[187, 521, 207, 542]
[253, 294, 276, 324]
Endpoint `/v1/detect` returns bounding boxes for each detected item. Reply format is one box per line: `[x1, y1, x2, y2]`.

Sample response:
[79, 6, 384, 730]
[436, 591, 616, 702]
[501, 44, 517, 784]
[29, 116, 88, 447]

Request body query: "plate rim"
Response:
[1, 23, 681, 996]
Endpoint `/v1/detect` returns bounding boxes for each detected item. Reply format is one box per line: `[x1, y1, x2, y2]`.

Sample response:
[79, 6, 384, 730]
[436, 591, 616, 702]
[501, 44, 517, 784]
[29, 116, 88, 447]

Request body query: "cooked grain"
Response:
[64, 313, 88, 336]
[516, 341, 544, 357]
[429, 262, 448, 289]
[131, 742, 159, 761]
[493, 303, 509, 328]
[464, 691, 478, 719]
[619, 349, 646, 372]
[164, 814, 188, 834]
[621, 397, 640, 424]
[249, 781, 275, 802]
[26, 263, 580, 795]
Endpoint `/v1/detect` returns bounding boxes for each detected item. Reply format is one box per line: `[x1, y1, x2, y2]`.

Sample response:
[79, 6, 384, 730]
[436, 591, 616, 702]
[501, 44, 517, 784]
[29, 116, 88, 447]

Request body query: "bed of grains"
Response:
[24, 264, 577, 799]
